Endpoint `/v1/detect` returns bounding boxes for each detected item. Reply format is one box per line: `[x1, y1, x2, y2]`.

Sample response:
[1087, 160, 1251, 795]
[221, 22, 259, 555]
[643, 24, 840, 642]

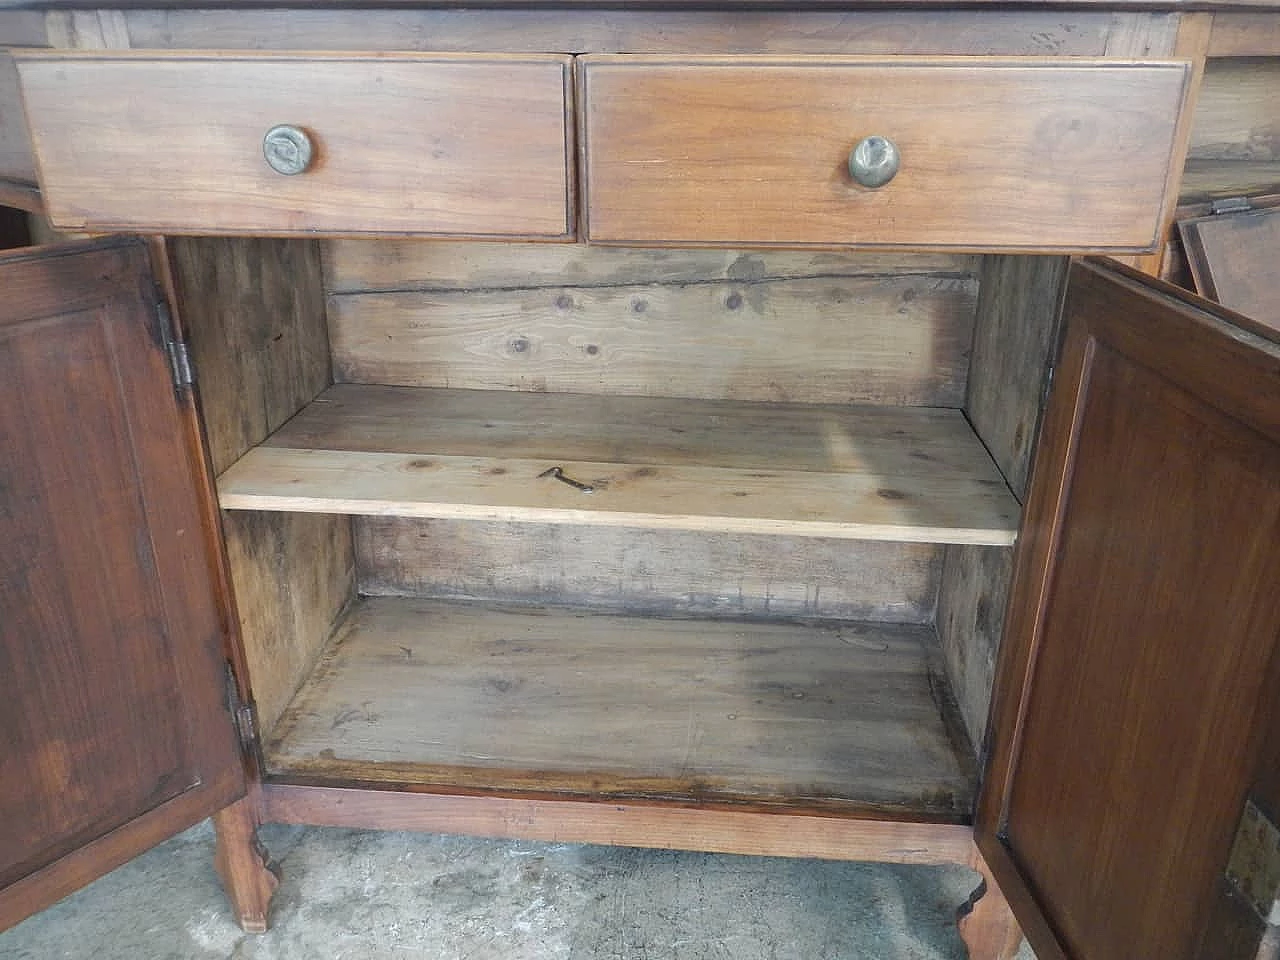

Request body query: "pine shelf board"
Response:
[217, 385, 1019, 544]
[265, 598, 977, 821]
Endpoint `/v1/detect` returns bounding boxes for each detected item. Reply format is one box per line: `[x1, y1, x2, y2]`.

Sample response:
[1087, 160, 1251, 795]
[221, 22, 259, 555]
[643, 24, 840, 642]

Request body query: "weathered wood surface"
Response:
[326, 251, 977, 407]
[936, 544, 1015, 755]
[1181, 57, 1280, 203]
[581, 58, 1189, 251]
[1208, 12, 1280, 55]
[222, 511, 354, 738]
[266, 598, 976, 820]
[117, 8, 1135, 56]
[217, 385, 1020, 544]
[357, 517, 942, 623]
[16, 52, 574, 238]
[964, 255, 1069, 501]
[167, 237, 330, 476]
[1180, 206, 1280, 332]
[0, 53, 35, 184]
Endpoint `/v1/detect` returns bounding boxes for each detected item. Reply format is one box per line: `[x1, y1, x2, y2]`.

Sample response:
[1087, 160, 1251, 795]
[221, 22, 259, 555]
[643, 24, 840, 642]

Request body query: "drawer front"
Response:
[16, 53, 574, 238]
[581, 57, 1192, 251]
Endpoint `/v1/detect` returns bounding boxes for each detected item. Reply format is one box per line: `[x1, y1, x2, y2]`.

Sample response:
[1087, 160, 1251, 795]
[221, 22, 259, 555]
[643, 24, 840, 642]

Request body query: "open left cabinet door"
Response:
[0, 238, 245, 931]
[977, 258, 1280, 960]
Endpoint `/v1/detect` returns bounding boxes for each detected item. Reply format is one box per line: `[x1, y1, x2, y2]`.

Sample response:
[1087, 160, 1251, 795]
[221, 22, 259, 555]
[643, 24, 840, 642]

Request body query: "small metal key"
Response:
[538, 466, 595, 494]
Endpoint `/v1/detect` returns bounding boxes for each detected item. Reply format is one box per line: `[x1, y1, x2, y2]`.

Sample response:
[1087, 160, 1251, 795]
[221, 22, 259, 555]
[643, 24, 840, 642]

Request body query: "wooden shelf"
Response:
[264, 598, 977, 821]
[217, 385, 1019, 544]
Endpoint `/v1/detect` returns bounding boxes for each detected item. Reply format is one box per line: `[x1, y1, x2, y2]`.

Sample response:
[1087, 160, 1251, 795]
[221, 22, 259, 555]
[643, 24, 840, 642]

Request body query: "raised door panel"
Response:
[0, 238, 244, 931]
[977, 259, 1280, 959]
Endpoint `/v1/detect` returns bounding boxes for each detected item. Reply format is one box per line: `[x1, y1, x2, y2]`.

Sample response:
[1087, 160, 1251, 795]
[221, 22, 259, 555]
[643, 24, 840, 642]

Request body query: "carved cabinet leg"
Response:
[212, 794, 280, 933]
[958, 842, 1024, 960]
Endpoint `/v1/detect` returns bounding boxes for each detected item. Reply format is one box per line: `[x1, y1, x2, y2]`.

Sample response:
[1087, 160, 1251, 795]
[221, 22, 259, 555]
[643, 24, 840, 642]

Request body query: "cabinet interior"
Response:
[174, 238, 1063, 825]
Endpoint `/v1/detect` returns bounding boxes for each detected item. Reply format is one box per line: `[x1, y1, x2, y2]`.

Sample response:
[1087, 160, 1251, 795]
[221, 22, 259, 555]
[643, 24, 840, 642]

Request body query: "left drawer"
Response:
[14, 52, 575, 238]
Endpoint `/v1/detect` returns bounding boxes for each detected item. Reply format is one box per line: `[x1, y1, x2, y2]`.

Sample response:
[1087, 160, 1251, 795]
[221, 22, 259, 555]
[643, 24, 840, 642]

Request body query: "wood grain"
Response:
[1188, 57, 1280, 166]
[263, 782, 978, 865]
[323, 239, 977, 293]
[0, 238, 242, 928]
[0, 52, 35, 184]
[1208, 13, 1280, 56]
[16, 52, 573, 238]
[216, 385, 1019, 544]
[581, 57, 1190, 251]
[165, 237, 330, 476]
[120, 8, 1124, 56]
[265, 598, 976, 820]
[357, 517, 941, 623]
[327, 271, 975, 407]
[965, 255, 1069, 500]
[222, 511, 355, 740]
[978, 261, 1280, 960]
[1179, 206, 1280, 333]
[936, 544, 1014, 756]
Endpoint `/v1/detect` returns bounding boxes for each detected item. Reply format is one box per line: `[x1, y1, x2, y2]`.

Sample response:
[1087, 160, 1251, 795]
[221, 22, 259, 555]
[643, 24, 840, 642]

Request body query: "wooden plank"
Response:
[1208, 13, 1280, 56]
[0, 11, 50, 47]
[264, 783, 977, 864]
[0, 53, 36, 184]
[581, 58, 1190, 252]
[965, 255, 1069, 501]
[1179, 206, 1280, 333]
[1188, 58, 1280, 167]
[1180, 159, 1280, 203]
[936, 544, 1015, 756]
[166, 237, 330, 476]
[216, 385, 1020, 545]
[357, 517, 942, 623]
[328, 273, 976, 407]
[122, 9, 1120, 56]
[265, 598, 977, 820]
[16, 52, 573, 238]
[322, 239, 977, 294]
[222, 511, 355, 738]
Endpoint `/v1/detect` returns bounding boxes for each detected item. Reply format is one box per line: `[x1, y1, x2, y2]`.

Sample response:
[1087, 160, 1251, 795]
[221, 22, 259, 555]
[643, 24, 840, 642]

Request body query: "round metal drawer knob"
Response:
[263, 124, 314, 176]
[848, 135, 900, 189]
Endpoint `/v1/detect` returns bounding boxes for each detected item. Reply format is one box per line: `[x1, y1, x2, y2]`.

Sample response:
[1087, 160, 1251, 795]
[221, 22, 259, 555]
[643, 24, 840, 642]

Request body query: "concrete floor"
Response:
[1, 822, 1037, 959]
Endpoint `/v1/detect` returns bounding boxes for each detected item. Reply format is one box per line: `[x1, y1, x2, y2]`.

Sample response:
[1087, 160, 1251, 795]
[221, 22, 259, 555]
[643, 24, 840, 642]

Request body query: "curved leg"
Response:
[213, 793, 280, 933]
[958, 842, 1024, 960]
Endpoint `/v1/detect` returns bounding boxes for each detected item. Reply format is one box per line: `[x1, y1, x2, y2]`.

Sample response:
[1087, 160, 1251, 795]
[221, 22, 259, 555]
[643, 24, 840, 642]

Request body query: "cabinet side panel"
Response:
[936, 544, 1014, 758]
[169, 236, 330, 475]
[356, 517, 942, 624]
[168, 237, 354, 738]
[965, 255, 1068, 501]
[224, 511, 354, 739]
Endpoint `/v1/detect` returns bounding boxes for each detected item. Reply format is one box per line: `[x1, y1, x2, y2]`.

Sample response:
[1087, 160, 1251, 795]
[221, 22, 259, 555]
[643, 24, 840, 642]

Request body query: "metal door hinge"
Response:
[156, 299, 194, 389]
[1226, 799, 1280, 927]
[224, 661, 260, 751]
[1211, 196, 1254, 216]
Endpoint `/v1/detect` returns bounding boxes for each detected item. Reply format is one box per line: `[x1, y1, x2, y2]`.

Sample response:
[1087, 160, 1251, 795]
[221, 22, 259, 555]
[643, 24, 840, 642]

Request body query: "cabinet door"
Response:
[977, 258, 1280, 959]
[0, 238, 244, 931]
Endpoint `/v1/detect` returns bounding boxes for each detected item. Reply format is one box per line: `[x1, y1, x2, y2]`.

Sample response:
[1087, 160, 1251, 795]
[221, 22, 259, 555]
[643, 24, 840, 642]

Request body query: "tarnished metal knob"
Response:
[848, 136, 900, 189]
[263, 124, 314, 176]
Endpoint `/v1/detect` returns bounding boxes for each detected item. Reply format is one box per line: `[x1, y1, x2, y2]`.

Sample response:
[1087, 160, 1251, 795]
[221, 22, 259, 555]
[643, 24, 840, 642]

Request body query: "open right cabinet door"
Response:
[976, 258, 1280, 960]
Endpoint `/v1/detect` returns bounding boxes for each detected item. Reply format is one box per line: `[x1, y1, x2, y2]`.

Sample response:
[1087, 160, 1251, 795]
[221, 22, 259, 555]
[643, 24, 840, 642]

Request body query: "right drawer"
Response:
[580, 57, 1193, 251]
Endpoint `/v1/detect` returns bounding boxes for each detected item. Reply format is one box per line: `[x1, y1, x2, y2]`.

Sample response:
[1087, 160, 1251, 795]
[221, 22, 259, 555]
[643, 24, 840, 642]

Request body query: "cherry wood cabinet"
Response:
[2, 5, 1279, 959]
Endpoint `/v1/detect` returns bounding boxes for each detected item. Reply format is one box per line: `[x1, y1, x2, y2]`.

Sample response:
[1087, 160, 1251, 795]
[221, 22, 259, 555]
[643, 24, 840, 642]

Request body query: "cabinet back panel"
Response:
[324, 242, 977, 406]
[1181, 57, 1280, 203]
[356, 517, 941, 624]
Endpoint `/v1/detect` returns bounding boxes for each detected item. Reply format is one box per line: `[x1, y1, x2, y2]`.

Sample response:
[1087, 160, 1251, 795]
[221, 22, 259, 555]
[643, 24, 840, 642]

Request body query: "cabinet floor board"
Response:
[264, 598, 977, 822]
[217, 385, 1019, 544]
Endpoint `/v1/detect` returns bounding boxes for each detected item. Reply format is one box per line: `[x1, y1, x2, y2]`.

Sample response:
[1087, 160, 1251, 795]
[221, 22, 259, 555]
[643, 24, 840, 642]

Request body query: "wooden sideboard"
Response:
[2, 5, 1279, 958]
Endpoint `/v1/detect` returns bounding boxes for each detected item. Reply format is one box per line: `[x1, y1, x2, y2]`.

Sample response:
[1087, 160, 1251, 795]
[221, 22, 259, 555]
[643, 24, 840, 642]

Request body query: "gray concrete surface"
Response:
[1, 822, 1036, 959]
